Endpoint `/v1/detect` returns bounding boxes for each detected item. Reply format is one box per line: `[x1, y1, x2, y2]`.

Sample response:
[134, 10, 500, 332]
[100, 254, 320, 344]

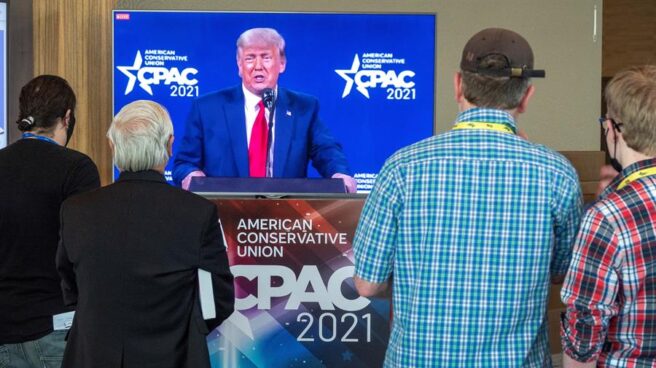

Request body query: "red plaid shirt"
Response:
[561, 158, 656, 366]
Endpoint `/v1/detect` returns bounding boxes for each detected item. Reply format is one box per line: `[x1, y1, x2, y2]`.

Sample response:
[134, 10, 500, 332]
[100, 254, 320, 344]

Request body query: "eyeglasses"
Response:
[598, 117, 624, 136]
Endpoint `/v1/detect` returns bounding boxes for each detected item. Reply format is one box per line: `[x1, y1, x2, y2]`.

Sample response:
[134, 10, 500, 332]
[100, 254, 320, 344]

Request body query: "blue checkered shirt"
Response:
[353, 108, 582, 367]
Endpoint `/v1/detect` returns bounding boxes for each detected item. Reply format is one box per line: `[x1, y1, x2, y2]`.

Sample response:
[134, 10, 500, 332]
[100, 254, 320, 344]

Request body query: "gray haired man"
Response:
[56, 100, 235, 368]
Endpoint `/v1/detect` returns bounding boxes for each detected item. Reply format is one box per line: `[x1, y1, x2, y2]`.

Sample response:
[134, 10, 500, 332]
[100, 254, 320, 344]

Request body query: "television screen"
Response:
[112, 11, 435, 192]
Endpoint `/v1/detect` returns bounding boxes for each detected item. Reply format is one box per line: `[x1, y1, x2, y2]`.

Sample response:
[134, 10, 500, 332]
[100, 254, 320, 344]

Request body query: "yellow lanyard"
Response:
[452, 121, 515, 134]
[617, 167, 656, 190]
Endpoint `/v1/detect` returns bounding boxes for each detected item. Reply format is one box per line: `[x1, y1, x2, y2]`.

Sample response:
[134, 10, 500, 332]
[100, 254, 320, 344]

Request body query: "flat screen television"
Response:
[112, 11, 435, 192]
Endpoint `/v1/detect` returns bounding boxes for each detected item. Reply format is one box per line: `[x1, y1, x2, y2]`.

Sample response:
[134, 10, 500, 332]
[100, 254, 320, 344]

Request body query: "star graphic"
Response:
[335, 54, 369, 99]
[341, 350, 354, 361]
[117, 51, 151, 95]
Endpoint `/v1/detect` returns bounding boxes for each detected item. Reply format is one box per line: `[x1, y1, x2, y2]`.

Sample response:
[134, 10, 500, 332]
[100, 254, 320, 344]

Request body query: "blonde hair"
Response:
[236, 28, 286, 59]
[605, 65, 656, 155]
[107, 100, 173, 172]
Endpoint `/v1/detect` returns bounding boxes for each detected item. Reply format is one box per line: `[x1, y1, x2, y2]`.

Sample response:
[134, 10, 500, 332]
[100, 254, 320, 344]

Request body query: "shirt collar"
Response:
[602, 158, 656, 198]
[21, 132, 61, 146]
[242, 84, 277, 110]
[116, 170, 167, 184]
[455, 107, 518, 132]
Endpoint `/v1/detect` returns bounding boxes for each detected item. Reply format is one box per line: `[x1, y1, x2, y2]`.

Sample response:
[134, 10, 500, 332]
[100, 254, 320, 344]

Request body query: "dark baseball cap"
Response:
[460, 28, 545, 78]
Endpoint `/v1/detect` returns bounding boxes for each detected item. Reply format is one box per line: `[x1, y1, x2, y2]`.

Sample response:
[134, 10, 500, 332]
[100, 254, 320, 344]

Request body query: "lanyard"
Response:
[452, 121, 516, 135]
[617, 167, 656, 190]
[22, 132, 59, 145]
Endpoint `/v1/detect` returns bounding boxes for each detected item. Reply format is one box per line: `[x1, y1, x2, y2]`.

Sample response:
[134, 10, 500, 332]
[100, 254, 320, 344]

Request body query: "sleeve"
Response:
[199, 205, 235, 331]
[307, 99, 351, 177]
[560, 207, 622, 362]
[352, 158, 403, 283]
[63, 155, 100, 197]
[551, 169, 583, 278]
[173, 99, 205, 186]
[56, 202, 78, 307]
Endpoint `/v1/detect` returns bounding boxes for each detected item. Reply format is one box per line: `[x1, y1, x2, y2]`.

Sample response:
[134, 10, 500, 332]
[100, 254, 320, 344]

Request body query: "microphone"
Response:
[262, 88, 275, 109]
[262, 88, 276, 177]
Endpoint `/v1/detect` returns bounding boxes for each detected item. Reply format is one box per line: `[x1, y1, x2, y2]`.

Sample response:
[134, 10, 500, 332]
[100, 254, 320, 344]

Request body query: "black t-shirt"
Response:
[0, 138, 100, 343]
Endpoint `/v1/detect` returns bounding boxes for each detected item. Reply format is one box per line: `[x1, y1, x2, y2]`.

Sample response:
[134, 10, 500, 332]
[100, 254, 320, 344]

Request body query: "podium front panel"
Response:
[207, 198, 390, 368]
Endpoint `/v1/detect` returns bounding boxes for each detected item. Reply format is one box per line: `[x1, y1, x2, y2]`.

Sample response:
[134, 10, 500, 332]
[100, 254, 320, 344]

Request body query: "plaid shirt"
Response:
[561, 158, 656, 367]
[354, 108, 582, 367]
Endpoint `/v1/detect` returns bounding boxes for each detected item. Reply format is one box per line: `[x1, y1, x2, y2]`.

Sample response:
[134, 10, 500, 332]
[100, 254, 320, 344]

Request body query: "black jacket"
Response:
[57, 170, 234, 368]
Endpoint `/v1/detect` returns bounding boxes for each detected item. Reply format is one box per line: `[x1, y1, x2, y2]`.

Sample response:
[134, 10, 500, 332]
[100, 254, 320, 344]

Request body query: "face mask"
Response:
[609, 157, 623, 173]
[65, 111, 76, 146]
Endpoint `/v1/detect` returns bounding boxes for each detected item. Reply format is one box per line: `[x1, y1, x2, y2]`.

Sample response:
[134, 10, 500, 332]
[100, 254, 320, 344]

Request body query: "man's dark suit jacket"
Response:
[172, 86, 350, 185]
[56, 170, 234, 368]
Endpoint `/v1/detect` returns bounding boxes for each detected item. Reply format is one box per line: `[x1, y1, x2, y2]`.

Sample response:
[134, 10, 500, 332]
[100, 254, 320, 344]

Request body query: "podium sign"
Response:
[208, 198, 389, 368]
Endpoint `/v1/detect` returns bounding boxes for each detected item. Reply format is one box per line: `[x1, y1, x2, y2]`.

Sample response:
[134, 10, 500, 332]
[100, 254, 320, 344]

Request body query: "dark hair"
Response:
[461, 54, 530, 110]
[17, 75, 76, 132]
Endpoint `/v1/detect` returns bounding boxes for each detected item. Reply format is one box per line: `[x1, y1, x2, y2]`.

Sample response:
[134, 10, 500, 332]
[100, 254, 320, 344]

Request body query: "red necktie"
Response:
[248, 100, 268, 177]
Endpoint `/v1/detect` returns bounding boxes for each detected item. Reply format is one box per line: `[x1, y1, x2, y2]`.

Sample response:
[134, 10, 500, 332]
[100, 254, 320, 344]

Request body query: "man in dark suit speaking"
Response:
[172, 27, 357, 192]
[56, 100, 235, 368]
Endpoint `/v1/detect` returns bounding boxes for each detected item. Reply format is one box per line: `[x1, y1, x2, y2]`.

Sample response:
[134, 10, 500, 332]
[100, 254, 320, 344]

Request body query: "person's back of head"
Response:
[107, 100, 173, 172]
[604, 65, 656, 157]
[459, 28, 545, 110]
[17, 75, 77, 144]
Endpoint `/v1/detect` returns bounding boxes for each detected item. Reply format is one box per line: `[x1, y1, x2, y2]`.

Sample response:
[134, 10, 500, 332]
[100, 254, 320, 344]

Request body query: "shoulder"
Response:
[60, 183, 100, 211]
[278, 88, 318, 108]
[26, 141, 97, 171]
[383, 135, 442, 169]
[473, 132, 579, 184]
[383, 134, 579, 183]
[61, 147, 95, 164]
[148, 182, 218, 217]
[581, 195, 623, 244]
[58, 147, 99, 176]
[594, 182, 646, 221]
[196, 86, 242, 106]
[170, 185, 216, 208]
[523, 143, 579, 183]
[64, 180, 215, 212]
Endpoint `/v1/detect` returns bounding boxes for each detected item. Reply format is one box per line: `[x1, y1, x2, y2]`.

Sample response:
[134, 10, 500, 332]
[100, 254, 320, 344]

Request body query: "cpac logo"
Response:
[233, 265, 369, 311]
[117, 51, 198, 95]
[335, 54, 415, 98]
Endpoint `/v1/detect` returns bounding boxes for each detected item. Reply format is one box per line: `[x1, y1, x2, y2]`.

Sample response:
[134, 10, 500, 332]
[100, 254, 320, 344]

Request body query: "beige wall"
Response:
[34, 0, 656, 184]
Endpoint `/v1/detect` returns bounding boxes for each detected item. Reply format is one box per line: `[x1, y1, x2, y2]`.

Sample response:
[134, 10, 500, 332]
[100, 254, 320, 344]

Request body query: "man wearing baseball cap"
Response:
[353, 28, 582, 367]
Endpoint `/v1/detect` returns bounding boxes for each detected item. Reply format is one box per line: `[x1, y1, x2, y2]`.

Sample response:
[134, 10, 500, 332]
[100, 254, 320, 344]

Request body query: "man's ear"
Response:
[453, 72, 464, 104]
[62, 109, 72, 128]
[167, 135, 174, 157]
[516, 85, 535, 114]
[608, 121, 624, 144]
[236, 52, 244, 78]
[279, 56, 287, 74]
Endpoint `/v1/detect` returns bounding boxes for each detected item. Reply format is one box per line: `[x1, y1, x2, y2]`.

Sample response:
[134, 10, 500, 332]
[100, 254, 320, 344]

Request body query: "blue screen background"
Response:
[113, 11, 435, 190]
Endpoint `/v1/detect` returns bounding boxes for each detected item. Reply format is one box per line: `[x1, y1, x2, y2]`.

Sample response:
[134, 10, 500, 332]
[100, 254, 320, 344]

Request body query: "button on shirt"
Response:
[353, 107, 582, 367]
[561, 158, 656, 367]
[243, 85, 275, 176]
